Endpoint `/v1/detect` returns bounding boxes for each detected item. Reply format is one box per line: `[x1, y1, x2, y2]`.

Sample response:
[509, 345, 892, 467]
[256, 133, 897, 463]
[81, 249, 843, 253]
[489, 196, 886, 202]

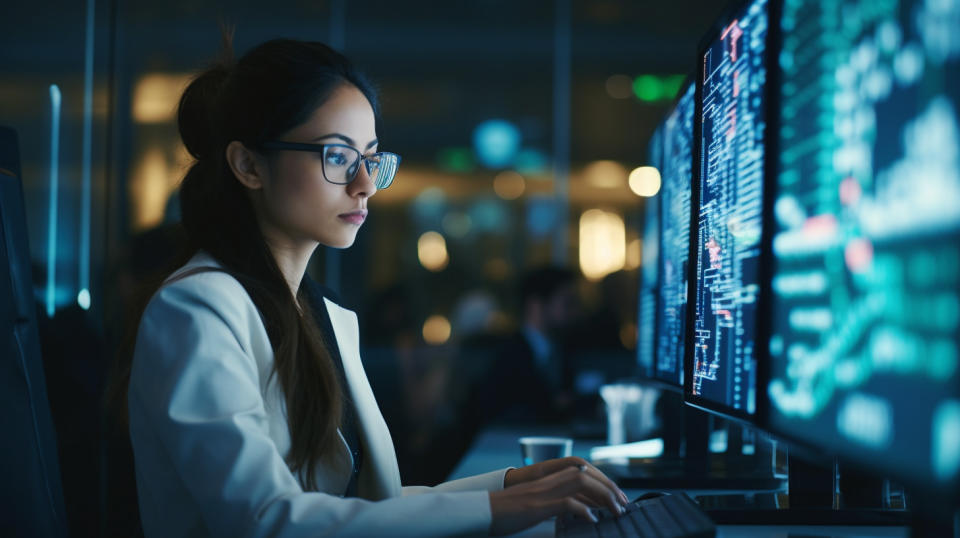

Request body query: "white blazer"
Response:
[129, 252, 510, 537]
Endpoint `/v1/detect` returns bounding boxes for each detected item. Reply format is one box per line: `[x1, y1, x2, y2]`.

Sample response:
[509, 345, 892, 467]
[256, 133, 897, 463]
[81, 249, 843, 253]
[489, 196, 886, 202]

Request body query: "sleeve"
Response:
[401, 468, 514, 496]
[128, 276, 494, 538]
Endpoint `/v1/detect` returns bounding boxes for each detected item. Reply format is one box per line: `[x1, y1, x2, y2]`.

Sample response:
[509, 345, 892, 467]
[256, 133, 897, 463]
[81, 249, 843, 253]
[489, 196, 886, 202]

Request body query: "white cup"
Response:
[599, 383, 644, 446]
[518, 436, 573, 466]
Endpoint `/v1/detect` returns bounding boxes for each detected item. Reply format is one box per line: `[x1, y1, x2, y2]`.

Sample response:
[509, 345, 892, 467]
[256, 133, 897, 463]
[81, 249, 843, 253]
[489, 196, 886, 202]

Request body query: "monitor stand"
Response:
[595, 395, 787, 491]
[695, 454, 913, 526]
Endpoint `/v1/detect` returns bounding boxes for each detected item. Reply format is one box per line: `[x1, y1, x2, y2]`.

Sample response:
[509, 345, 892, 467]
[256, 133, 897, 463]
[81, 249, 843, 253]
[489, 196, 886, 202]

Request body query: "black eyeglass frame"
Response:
[259, 140, 401, 189]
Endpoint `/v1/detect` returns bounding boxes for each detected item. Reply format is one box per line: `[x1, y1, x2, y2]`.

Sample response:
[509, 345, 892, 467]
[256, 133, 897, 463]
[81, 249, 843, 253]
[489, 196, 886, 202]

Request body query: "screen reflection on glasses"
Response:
[260, 140, 401, 189]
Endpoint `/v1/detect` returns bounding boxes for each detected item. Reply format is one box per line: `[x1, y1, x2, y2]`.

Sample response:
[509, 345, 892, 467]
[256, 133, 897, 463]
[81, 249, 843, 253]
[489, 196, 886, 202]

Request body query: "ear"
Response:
[225, 140, 266, 190]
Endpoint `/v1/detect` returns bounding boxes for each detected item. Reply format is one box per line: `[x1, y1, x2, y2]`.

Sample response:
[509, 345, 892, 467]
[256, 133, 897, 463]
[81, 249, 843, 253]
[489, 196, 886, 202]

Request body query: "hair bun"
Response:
[177, 64, 231, 160]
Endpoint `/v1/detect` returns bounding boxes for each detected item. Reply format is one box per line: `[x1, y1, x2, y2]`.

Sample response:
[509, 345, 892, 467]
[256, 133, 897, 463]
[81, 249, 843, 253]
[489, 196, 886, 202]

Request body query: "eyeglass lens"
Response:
[322, 145, 398, 189]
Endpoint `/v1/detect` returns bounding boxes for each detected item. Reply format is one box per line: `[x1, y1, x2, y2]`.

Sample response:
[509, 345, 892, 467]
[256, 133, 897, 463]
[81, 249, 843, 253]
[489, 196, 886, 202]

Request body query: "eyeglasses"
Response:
[260, 141, 400, 189]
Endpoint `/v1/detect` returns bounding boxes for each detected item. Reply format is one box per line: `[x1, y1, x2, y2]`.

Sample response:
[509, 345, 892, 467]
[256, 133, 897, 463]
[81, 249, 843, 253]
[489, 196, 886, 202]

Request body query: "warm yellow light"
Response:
[629, 166, 662, 197]
[133, 73, 191, 124]
[129, 147, 171, 230]
[417, 231, 449, 271]
[423, 315, 452, 345]
[579, 209, 626, 281]
[625, 238, 642, 270]
[493, 170, 526, 200]
[584, 160, 628, 189]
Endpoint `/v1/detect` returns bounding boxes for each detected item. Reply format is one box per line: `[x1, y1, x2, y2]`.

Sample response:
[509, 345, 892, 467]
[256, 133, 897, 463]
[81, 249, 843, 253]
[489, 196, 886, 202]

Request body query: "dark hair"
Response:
[116, 35, 379, 492]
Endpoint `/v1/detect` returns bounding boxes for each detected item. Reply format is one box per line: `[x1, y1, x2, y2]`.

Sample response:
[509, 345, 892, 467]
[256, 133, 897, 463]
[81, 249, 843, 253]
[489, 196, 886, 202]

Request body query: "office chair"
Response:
[0, 125, 69, 536]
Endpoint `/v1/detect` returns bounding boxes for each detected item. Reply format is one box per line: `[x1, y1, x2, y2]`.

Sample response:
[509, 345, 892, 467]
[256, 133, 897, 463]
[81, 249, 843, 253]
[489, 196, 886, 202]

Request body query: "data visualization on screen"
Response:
[689, 0, 769, 415]
[637, 128, 662, 376]
[654, 82, 695, 387]
[767, 0, 960, 488]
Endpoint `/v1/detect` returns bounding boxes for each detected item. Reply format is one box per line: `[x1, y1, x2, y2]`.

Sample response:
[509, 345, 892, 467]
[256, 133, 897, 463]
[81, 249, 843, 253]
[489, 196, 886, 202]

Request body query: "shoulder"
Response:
[141, 252, 261, 339]
[132, 253, 272, 387]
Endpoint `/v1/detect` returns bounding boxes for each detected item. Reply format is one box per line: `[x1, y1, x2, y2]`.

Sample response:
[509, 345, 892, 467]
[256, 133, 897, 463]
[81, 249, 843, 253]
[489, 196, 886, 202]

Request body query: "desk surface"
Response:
[447, 425, 604, 481]
[449, 426, 909, 538]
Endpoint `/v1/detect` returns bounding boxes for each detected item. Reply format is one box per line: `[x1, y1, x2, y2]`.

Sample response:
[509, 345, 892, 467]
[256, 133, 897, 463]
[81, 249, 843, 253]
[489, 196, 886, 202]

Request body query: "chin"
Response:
[322, 233, 359, 249]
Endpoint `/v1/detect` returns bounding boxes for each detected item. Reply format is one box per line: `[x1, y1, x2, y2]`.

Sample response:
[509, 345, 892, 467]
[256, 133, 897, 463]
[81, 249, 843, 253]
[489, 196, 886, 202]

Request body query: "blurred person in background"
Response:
[464, 266, 582, 429]
[107, 35, 627, 537]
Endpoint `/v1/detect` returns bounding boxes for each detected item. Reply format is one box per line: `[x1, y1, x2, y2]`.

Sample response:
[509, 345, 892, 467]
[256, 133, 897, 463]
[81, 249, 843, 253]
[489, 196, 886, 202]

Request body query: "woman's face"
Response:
[258, 84, 378, 249]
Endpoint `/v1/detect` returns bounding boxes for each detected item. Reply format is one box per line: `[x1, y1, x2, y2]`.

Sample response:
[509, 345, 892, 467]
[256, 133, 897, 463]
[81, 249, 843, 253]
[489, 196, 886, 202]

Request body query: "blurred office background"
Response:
[1, 1, 728, 535]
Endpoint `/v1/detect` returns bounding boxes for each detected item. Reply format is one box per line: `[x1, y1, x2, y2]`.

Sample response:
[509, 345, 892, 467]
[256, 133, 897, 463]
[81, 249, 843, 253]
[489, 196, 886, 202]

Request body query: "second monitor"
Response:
[685, 0, 774, 421]
[653, 81, 696, 388]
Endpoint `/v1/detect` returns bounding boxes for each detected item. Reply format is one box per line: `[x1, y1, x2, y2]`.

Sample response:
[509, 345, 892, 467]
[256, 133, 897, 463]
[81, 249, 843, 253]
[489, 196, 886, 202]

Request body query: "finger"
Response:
[562, 457, 628, 506]
[545, 467, 624, 515]
[575, 493, 602, 508]
[557, 496, 597, 523]
[581, 463, 629, 505]
[540, 456, 583, 477]
[575, 493, 591, 505]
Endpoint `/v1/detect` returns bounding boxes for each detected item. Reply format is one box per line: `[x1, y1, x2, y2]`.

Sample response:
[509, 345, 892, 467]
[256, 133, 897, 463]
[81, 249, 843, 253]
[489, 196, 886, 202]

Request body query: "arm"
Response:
[401, 468, 514, 496]
[129, 276, 492, 538]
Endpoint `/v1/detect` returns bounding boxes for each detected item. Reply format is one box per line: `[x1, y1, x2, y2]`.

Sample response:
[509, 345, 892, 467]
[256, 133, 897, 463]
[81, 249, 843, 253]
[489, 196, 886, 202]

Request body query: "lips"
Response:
[338, 210, 368, 225]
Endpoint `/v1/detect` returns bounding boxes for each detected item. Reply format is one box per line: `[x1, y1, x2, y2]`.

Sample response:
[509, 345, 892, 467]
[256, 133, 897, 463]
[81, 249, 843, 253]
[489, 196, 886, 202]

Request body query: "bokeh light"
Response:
[629, 166, 662, 197]
[605, 74, 634, 99]
[493, 170, 526, 200]
[633, 75, 662, 102]
[473, 119, 521, 168]
[631, 74, 686, 102]
[579, 209, 626, 281]
[133, 73, 191, 123]
[441, 211, 472, 238]
[422, 315, 452, 345]
[584, 160, 628, 189]
[417, 231, 449, 271]
[436, 147, 475, 173]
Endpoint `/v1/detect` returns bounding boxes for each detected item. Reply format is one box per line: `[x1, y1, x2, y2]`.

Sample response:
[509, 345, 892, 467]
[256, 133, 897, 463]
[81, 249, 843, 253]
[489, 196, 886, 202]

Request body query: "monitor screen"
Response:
[766, 0, 960, 490]
[654, 82, 696, 387]
[687, 0, 770, 417]
[637, 128, 662, 377]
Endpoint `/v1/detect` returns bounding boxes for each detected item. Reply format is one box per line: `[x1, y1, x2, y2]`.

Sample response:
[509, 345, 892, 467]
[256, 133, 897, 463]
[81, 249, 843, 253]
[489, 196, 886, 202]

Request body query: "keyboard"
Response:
[555, 492, 716, 538]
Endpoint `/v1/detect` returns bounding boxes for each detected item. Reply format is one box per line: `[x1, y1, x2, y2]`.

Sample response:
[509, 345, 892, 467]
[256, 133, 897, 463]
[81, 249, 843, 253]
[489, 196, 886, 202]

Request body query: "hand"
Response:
[504, 457, 626, 501]
[489, 460, 629, 536]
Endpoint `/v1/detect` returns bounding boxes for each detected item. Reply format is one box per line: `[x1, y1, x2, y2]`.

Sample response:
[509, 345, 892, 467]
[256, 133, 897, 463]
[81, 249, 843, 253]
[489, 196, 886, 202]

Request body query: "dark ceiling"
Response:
[2, 0, 731, 165]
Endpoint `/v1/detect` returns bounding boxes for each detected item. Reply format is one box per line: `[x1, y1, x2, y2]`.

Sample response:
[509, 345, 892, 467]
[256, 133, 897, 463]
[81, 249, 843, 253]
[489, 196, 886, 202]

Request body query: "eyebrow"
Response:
[311, 133, 378, 150]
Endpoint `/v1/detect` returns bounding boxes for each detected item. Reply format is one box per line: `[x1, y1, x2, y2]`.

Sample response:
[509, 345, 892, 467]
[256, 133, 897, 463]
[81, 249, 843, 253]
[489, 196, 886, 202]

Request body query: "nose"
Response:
[347, 159, 377, 199]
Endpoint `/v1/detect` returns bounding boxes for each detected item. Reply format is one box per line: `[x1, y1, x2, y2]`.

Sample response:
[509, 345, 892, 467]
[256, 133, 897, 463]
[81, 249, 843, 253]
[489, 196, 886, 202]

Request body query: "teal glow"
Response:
[46, 84, 61, 318]
[78, 289, 91, 311]
[79, 0, 95, 309]
[472, 119, 521, 168]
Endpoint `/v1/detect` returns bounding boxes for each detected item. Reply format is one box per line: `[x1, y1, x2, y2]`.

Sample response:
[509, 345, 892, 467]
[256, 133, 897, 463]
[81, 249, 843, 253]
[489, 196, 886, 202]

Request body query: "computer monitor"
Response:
[637, 127, 662, 379]
[654, 81, 696, 389]
[764, 0, 960, 496]
[684, 0, 775, 422]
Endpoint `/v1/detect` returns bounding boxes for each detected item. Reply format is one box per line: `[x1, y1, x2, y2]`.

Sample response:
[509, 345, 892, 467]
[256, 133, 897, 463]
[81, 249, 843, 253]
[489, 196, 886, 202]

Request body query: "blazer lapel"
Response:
[323, 297, 403, 500]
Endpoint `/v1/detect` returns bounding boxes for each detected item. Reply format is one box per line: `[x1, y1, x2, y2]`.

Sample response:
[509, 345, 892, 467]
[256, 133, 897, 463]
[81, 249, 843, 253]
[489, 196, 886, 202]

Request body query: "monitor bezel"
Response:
[682, 0, 782, 426]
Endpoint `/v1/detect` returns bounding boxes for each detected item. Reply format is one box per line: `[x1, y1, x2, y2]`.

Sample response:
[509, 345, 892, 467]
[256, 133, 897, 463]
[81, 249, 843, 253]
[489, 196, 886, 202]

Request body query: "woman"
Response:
[126, 37, 628, 537]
